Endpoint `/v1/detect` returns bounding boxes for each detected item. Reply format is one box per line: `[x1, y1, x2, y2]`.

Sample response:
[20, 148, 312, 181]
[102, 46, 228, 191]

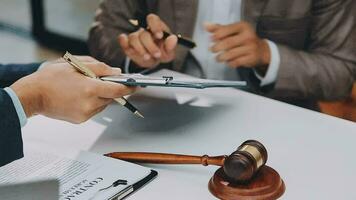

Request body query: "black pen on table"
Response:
[128, 19, 196, 49]
[62, 52, 144, 118]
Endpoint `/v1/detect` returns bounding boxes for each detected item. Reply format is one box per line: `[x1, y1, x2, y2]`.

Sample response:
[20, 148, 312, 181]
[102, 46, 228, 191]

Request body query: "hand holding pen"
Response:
[63, 52, 144, 118]
[10, 55, 137, 124]
[118, 14, 195, 69]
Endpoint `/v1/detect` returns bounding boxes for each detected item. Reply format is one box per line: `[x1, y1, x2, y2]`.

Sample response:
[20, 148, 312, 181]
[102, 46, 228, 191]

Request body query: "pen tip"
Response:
[134, 111, 145, 118]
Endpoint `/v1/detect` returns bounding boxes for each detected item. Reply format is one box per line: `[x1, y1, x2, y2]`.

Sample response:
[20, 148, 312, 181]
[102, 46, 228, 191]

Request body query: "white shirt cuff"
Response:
[254, 40, 281, 86]
[37, 62, 47, 71]
[4, 87, 28, 128]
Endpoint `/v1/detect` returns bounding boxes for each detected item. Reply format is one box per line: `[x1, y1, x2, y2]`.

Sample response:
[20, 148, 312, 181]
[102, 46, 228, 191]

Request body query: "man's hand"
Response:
[10, 56, 135, 124]
[118, 14, 178, 68]
[205, 21, 271, 74]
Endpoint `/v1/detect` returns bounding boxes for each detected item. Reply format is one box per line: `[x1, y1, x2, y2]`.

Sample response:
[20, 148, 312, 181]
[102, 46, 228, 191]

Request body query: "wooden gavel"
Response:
[105, 140, 268, 183]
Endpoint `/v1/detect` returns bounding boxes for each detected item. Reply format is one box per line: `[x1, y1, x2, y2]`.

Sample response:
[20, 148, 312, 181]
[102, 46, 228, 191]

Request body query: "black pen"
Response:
[63, 52, 144, 118]
[128, 19, 196, 49]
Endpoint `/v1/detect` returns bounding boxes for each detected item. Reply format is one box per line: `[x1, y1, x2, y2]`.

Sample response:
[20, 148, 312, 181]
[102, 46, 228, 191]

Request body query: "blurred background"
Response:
[0, 0, 98, 63]
[0, 0, 355, 122]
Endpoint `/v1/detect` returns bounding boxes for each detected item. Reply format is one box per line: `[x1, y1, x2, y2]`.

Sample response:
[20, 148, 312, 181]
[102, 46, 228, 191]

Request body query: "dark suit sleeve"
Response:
[0, 63, 40, 87]
[0, 89, 23, 167]
[244, 0, 356, 101]
[0, 63, 40, 166]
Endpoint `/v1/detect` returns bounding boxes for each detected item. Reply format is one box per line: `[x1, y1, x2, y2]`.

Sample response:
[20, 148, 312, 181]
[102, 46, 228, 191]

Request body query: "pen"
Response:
[128, 19, 196, 49]
[63, 52, 144, 118]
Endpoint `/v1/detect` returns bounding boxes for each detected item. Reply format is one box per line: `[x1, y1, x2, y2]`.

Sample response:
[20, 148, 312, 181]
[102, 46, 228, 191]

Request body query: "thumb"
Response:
[164, 35, 178, 52]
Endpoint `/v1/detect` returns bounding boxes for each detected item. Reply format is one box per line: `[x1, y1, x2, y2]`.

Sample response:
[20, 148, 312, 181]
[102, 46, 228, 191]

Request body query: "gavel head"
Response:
[223, 140, 268, 183]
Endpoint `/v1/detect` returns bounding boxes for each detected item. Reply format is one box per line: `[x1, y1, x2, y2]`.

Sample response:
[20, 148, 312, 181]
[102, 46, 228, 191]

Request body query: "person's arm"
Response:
[269, 0, 356, 101]
[89, 1, 177, 73]
[254, 40, 280, 86]
[206, 0, 356, 101]
[0, 89, 23, 167]
[0, 57, 135, 167]
[0, 63, 40, 87]
[0, 63, 40, 166]
[88, 0, 140, 67]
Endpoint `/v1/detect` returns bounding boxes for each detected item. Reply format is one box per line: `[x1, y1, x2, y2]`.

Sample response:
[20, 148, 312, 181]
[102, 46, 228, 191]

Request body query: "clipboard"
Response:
[110, 170, 158, 200]
[101, 74, 247, 89]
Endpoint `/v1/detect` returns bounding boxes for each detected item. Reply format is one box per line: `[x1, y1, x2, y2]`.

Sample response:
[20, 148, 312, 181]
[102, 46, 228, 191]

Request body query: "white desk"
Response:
[23, 70, 356, 200]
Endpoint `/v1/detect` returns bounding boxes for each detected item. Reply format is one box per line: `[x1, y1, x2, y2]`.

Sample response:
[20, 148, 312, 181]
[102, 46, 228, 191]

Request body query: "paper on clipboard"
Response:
[101, 74, 247, 89]
[0, 143, 157, 200]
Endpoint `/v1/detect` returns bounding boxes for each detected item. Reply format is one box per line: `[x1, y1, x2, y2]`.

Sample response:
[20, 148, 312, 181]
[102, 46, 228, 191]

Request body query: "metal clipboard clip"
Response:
[162, 76, 173, 84]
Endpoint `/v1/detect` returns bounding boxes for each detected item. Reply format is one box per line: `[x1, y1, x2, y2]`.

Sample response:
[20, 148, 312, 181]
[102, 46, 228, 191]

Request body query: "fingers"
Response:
[92, 79, 136, 99]
[119, 33, 130, 50]
[227, 55, 255, 68]
[120, 29, 172, 61]
[76, 103, 108, 124]
[88, 104, 108, 119]
[97, 98, 114, 107]
[118, 14, 175, 68]
[216, 46, 250, 62]
[119, 34, 143, 61]
[160, 35, 177, 63]
[128, 29, 150, 59]
[208, 22, 246, 41]
[84, 62, 121, 77]
[119, 33, 139, 61]
[207, 21, 268, 68]
[210, 35, 247, 53]
[139, 31, 161, 58]
[164, 35, 178, 51]
[119, 33, 160, 68]
[146, 14, 170, 39]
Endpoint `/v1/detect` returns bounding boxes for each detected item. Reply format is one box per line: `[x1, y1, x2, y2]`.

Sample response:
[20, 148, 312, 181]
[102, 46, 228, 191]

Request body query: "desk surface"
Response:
[23, 70, 356, 200]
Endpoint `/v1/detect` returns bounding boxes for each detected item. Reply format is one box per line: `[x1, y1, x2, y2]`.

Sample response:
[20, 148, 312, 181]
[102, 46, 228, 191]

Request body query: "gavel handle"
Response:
[105, 152, 226, 166]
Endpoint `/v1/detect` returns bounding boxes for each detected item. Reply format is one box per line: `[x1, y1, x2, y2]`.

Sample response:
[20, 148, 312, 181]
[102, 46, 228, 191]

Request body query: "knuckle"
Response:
[140, 31, 151, 41]
[98, 61, 107, 68]
[84, 86, 95, 96]
[100, 62, 111, 71]
[245, 35, 255, 43]
[113, 86, 125, 97]
[129, 32, 139, 40]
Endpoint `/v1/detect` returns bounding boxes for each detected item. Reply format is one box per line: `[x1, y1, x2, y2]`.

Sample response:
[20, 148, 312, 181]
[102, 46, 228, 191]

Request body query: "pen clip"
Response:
[63, 52, 98, 78]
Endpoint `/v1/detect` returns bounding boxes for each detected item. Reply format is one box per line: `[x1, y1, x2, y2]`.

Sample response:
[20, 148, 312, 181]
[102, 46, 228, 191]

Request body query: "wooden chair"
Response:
[319, 83, 356, 122]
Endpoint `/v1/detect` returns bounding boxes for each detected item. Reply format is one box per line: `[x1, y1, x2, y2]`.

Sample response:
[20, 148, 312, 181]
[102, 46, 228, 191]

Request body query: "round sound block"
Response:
[208, 166, 285, 200]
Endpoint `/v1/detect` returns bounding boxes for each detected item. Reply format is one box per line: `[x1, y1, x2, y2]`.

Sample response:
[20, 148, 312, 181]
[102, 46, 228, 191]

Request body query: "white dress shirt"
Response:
[2, 63, 48, 128]
[4, 87, 27, 127]
[190, 0, 280, 85]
